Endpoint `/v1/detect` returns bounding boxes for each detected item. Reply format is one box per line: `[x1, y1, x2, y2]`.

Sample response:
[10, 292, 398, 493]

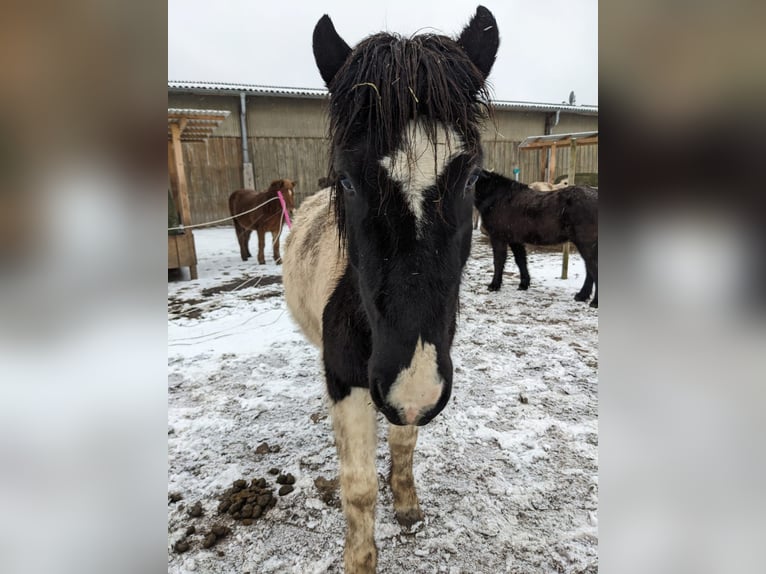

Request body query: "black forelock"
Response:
[324, 32, 493, 240]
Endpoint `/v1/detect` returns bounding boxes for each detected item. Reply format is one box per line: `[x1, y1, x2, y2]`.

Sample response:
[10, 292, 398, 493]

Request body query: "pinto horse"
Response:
[474, 169, 599, 307]
[229, 178, 295, 264]
[283, 7, 498, 572]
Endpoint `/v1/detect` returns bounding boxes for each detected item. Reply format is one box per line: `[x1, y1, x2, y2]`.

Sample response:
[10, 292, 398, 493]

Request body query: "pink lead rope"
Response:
[277, 190, 293, 230]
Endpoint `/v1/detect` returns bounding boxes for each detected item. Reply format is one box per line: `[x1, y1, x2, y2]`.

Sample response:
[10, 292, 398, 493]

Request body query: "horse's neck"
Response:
[475, 189, 499, 213]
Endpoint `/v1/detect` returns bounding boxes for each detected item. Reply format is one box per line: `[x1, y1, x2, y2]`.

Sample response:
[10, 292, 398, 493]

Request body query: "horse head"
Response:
[268, 178, 296, 217]
[313, 7, 498, 425]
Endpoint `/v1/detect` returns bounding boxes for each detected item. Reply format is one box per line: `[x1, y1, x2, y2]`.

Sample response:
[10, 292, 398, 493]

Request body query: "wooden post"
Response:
[549, 143, 557, 183]
[567, 138, 578, 187]
[168, 140, 178, 204]
[169, 120, 198, 280]
[170, 122, 192, 228]
[561, 138, 578, 279]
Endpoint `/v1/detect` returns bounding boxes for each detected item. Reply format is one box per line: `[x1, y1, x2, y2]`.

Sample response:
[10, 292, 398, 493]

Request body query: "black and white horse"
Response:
[283, 7, 498, 572]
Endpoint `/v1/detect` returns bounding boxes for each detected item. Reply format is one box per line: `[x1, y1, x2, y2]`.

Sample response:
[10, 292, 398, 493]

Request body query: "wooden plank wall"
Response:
[180, 136, 330, 226]
[550, 144, 598, 182]
[180, 137, 597, 226]
[250, 136, 329, 204]
[482, 140, 522, 174]
[180, 137, 241, 226]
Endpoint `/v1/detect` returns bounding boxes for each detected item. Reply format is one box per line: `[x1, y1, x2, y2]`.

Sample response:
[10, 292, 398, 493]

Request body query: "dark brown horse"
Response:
[229, 178, 296, 264]
[474, 169, 598, 307]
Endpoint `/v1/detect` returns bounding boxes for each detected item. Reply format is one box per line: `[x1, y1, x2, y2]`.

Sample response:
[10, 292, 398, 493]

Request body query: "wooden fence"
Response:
[483, 140, 599, 183]
[175, 137, 598, 226]
[176, 136, 329, 226]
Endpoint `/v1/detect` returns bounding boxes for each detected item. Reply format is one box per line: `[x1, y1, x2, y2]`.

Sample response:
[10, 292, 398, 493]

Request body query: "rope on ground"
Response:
[168, 308, 286, 346]
[232, 275, 265, 292]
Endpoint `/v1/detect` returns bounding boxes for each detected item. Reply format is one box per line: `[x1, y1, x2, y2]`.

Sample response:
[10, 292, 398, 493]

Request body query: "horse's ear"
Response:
[458, 6, 499, 80]
[313, 15, 352, 86]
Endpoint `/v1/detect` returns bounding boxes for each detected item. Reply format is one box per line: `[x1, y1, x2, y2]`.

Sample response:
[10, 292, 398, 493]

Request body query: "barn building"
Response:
[168, 81, 598, 226]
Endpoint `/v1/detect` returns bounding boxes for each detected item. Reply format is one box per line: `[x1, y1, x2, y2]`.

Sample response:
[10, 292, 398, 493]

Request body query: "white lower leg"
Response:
[332, 388, 378, 573]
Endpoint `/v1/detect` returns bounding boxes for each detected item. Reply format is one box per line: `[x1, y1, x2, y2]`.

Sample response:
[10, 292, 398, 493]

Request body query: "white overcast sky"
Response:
[169, 0, 598, 105]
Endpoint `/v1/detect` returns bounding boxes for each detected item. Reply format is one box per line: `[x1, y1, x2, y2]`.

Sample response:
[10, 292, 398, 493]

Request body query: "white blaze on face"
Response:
[379, 122, 463, 236]
[387, 337, 444, 425]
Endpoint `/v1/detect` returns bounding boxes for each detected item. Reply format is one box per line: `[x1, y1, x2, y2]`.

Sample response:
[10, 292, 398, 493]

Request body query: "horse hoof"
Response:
[395, 507, 424, 530]
[518, 284, 529, 291]
[487, 283, 500, 292]
[258, 260, 266, 265]
[574, 293, 588, 302]
[589, 300, 598, 308]
[275, 258, 282, 265]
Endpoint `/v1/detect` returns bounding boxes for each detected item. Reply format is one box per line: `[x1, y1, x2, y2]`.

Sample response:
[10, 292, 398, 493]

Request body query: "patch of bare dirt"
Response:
[167, 297, 206, 320]
[201, 275, 281, 297]
[168, 275, 283, 319]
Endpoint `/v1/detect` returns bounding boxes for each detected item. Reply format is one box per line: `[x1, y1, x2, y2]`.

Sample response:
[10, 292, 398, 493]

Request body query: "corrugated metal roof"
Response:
[168, 81, 598, 115]
[492, 101, 598, 115]
[167, 108, 232, 117]
[168, 81, 327, 99]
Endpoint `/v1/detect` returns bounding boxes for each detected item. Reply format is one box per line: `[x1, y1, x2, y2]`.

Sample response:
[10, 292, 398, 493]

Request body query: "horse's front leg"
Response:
[589, 247, 598, 308]
[388, 424, 423, 528]
[234, 221, 248, 261]
[256, 228, 266, 264]
[574, 240, 598, 307]
[244, 229, 253, 259]
[575, 272, 594, 302]
[272, 228, 283, 264]
[332, 387, 378, 573]
[488, 235, 508, 291]
[510, 242, 530, 290]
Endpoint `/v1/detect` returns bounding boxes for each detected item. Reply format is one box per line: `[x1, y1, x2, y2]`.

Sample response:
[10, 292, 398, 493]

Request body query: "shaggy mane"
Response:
[325, 32, 493, 239]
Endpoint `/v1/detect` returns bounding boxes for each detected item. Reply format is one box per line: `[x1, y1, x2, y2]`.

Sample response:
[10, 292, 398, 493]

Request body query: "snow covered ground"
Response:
[168, 226, 598, 574]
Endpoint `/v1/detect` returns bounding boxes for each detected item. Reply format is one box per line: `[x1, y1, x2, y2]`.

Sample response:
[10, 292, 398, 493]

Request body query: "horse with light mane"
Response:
[228, 178, 295, 264]
[282, 7, 498, 572]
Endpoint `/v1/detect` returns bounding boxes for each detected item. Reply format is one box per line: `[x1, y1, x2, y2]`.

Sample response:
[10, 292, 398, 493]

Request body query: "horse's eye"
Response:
[339, 176, 355, 194]
[465, 171, 480, 189]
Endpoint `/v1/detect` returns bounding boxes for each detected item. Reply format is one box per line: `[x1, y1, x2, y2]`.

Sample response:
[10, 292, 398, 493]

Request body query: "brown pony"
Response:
[229, 178, 296, 264]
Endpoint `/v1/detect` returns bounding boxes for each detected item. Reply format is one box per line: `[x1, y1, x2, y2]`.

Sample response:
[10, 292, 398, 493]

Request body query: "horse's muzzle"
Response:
[369, 373, 451, 426]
